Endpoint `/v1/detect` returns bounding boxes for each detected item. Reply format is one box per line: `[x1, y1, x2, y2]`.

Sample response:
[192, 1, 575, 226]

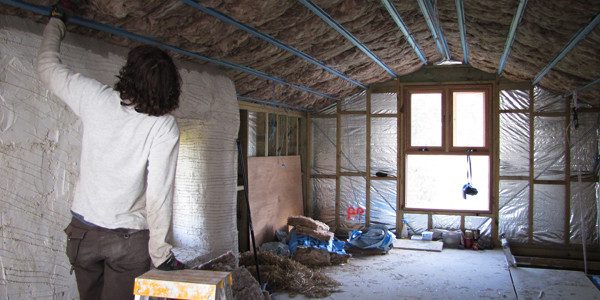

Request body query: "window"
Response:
[404, 85, 491, 212]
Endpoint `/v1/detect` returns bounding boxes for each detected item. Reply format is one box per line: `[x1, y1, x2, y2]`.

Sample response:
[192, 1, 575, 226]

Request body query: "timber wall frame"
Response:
[307, 65, 600, 253]
[237, 101, 307, 252]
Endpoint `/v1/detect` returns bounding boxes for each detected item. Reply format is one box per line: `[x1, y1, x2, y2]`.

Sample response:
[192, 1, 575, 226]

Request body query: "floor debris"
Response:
[240, 251, 341, 298]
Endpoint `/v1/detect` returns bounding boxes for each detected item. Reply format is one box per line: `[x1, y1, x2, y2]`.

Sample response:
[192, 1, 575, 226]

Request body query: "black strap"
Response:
[466, 150, 473, 184]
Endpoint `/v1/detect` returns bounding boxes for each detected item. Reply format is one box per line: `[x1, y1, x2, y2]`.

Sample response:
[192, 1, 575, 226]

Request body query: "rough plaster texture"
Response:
[0, 14, 239, 298]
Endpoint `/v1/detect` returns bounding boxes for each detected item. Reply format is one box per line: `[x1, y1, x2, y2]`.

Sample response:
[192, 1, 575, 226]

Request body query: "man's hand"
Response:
[157, 254, 185, 271]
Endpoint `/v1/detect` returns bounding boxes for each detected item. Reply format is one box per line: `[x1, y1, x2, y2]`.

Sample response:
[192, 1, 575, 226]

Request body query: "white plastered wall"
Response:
[0, 15, 239, 298]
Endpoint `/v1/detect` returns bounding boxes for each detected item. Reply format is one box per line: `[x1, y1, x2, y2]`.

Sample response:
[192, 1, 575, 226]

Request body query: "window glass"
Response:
[410, 93, 442, 147]
[405, 154, 490, 211]
[453, 91, 485, 147]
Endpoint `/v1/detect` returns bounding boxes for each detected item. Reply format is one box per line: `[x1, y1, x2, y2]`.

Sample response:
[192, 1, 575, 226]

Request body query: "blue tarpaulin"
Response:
[288, 230, 347, 255]
[347, 225, 396, 251]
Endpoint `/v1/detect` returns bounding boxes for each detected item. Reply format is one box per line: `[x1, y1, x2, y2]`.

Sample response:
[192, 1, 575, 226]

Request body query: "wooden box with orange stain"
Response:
[133, 269, 233, 300]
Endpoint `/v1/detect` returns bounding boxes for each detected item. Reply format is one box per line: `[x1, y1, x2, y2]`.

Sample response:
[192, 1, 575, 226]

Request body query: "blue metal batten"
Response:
[455, 0, 469, 64]
[298, 0, 398, 77]
[579, 77, 600, 92]
[417, 0, 450, 61]
[533, 12, 600, 85]
[237, 95, 309, 112]
[497, 0, 527, 75]
[0, 0, 338, 101]
[380, 0, 427, 64]
[181, 0, 366, 89]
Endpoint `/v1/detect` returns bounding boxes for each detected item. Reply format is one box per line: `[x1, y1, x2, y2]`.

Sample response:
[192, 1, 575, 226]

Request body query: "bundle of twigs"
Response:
[240, 251, 341, 298]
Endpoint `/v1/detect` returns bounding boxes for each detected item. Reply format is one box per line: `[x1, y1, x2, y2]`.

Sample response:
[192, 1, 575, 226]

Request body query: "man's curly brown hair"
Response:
[115, 45, 181, 116]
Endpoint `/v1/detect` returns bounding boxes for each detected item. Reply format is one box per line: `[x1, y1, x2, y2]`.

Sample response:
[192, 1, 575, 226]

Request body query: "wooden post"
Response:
[305, 114, 313, 217]
[397, 79, 404, 236]
[366, 90, 372, 226]
[492, 80, 500, 246]
[564, 93, 571, 246]
[335, 100, 342, 232]
[528, 86, 535, 244]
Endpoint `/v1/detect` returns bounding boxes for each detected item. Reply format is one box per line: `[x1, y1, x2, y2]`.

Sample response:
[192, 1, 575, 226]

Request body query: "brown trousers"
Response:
[65, 218, 151, 300]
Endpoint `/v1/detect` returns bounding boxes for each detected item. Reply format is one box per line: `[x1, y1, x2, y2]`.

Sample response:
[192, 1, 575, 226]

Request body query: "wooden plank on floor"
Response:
[511, 267, 600, 300]
[394, 239, 443, 252]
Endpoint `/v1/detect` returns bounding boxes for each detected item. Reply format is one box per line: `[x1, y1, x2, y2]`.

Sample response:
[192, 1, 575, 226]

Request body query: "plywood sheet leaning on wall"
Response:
[248, 156, 303, 247]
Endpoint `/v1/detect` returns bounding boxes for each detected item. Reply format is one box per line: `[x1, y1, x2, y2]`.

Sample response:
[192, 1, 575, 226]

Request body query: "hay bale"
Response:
[195, 251, 238, 271]
[330, 252, 351, 265]
[194, 251, 262, 300]
[294, 225, 334, 242]
[293, 247, 331, 267]
[240, 251, 340, 298]
[288, 216, 329, 231]
[231, 267, 263, 300]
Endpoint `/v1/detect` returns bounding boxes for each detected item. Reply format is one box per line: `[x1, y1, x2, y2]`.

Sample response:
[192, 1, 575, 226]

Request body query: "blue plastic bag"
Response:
[288, 230, 347, 255]
[347, 225, 396, 251]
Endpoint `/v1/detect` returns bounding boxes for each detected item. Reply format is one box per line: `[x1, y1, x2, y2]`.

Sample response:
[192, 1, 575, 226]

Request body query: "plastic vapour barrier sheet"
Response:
[311, 118, 336, 174]
[403, 213, 428, 234]
[499, 180, 529, 244]
[276, 115, 287, 155]
[500, 89, 529, 110]
[341, 91, 366, 111]
[371, 117, 397, 176]
[371, 92, 397, 114]
[340, 176, 367, 231]
[247, 111, 257, 157]
[533, 184, 565, 244]
[534, 116, 565, 180]
[340, 115, 366, 172]
[370, 180, 397, 228]
[432, 215, 461, 230]
[500, 113, 529, 176]
[268, 113, 277, 155]
[570, 181, 598, 245]
[571, 113, 599, 173]
[465, 216, 493, 248]
[534, 86, 565, 113]
[312, 178, 336, 228]
[287, 117, 299, 155]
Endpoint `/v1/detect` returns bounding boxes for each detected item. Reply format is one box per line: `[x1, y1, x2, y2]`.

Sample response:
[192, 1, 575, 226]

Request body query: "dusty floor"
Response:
[272, 248, 600, 300]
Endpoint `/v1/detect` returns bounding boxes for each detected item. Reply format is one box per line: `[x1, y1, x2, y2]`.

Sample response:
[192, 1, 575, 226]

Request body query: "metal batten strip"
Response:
[1, 0, 339, 101]
[533, 12, 600, 84]
[380, 0, 427, 64]
[455, 0, 469, 64]
[237, 95, 309, 112]
[181, 0, 367, 89]
[298, 0, 398, 77]
[579, 77, 600, 92]
[498, 0, 527, 75]
[418, 0, 450, 60]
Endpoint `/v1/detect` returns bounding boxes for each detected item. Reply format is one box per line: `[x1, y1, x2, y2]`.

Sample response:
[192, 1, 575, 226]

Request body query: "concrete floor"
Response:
[272, 248, 600, 300]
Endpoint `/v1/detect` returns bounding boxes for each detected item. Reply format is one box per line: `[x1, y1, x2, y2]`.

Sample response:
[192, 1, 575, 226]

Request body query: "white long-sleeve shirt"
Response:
[37, 18, 179, 267]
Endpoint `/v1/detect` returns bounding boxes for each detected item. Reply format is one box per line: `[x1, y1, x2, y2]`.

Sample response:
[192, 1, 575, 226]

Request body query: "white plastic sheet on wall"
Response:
[311, 118, 336, 174]
[571, 113, 599, 173]
[371, 117, 397, 176]
[312, 178, 336, 228]
[570, 181, 598, 245]
[371, 92, 397, 114]
[465, 216, 493, 248]
[341, 91, 366, 111]
[403, 213, 428, 234]
[247, 111, 258, 157]
[340, 176, 367, 231]
[0, 15, 239, 297]
[534, 115, 565, 180]
[534, 86, 565, 112]
[499, 180, 530, 244]
[432, 215, 461, 230]
[500, 89, 530, 110]
[370, 180, 397, 229]
[500, 113, 529, 176]
[533, 184, 565, 244]
[341, 115, 366, 172]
